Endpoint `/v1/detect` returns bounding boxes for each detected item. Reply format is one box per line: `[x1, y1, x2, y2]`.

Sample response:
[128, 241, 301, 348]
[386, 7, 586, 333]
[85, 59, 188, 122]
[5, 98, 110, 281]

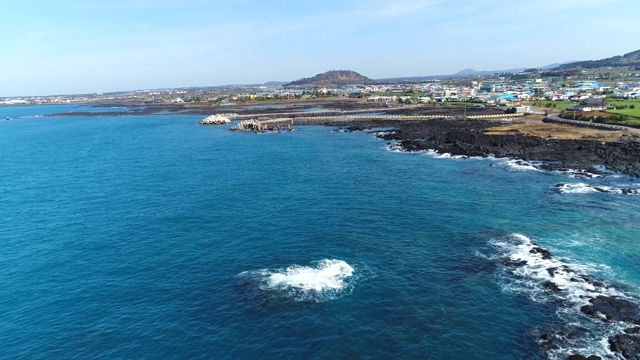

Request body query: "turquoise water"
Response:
[1, 105, 639, 359]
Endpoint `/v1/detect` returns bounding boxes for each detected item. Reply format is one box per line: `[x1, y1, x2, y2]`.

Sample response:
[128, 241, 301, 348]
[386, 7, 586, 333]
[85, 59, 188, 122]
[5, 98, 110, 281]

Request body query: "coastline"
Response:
[41, 100, 640, 178]
[343, 118, 640, 178]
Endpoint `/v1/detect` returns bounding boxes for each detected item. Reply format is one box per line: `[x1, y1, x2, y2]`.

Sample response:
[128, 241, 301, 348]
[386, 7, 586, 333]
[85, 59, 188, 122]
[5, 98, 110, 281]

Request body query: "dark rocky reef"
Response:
[498, 239, 640, 359]
[567, 355, 602, 360]
[580, 296, 640, 324]
[377, 118, 640, 177]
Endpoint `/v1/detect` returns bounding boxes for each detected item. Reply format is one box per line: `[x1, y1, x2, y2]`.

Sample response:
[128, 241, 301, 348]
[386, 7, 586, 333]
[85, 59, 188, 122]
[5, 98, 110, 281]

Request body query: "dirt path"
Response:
[485, 116, 638, 142]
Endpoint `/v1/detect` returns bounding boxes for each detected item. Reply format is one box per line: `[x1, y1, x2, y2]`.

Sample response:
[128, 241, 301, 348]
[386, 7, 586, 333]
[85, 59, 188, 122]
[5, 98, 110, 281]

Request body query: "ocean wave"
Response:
[385, 143, 608, 179]
[487, 233, 640, 359]
[494, 158, 603, 178]
[424, 149, 472, 160]
[386, 144, 477, 160]
[238, 259, 355, 302]
[553, 183, 640, 195]
[499, 158, 544, 172]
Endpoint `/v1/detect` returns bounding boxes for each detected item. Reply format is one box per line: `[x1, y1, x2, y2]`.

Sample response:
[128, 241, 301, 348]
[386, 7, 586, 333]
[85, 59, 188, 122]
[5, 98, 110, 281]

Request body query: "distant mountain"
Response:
[451, 62, 583, 76]
[263, 81, 287, 86]
[379, 66, 552, 82]
[539, 62, 565, 69]
[557, 49, 640, 70]
[454, 68, 487, 76]
[287, 70, 374, 86]
[454, 68, 495, 76]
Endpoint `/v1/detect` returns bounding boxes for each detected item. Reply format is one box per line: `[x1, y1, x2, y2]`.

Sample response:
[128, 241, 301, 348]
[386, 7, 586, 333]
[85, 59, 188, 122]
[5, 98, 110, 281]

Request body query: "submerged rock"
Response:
[609, 333, 640, 359]
[568, 355, 602, 360]
[542, 280, 562, 292]
[580, 296, 640, 324]
[504, 259, 527, 267]
[530, 246, 552, 260]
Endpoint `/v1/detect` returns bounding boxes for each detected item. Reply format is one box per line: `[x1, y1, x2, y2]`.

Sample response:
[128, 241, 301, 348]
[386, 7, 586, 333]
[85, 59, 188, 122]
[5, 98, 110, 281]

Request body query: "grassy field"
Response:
[526, 101, 575, 111]
[605, 99, 640, 117]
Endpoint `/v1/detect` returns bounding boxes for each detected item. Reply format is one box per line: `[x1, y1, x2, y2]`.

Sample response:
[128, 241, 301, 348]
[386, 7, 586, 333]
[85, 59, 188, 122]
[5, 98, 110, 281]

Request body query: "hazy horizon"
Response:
[1, 0, 638, 97]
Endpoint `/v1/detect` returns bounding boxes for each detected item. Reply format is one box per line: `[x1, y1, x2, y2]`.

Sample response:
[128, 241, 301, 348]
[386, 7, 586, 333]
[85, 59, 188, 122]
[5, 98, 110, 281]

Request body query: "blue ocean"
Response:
[1, 105, 640, 359]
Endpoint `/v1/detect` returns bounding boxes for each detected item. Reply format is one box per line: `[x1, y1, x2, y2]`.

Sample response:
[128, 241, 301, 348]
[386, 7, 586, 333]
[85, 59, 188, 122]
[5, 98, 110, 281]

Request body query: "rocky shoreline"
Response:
[43, 101, 640, 177]
[496, 236, 640, 360]
[364, 118, 640, 177]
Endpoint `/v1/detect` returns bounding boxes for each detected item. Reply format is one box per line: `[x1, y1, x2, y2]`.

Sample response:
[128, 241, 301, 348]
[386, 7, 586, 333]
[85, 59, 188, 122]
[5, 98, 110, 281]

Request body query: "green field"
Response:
[559, 97, 640, 128]
[605, 99, 640, 118]
[526, 101, 575, 111]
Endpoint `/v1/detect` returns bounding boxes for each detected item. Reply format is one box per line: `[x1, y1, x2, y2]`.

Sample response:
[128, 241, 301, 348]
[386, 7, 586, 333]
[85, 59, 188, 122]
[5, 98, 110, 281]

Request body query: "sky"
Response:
[0, 0, 638, 97]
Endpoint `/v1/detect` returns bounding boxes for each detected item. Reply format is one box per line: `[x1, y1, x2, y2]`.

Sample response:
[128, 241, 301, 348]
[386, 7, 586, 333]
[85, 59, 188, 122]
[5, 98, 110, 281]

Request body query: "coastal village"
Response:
[3, 74, 639, 108]
[3, 51, 640, 133]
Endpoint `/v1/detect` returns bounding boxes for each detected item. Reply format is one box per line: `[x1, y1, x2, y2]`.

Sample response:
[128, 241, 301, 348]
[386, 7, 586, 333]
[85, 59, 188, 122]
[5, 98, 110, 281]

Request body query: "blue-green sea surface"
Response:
[1, 105, 639, 359]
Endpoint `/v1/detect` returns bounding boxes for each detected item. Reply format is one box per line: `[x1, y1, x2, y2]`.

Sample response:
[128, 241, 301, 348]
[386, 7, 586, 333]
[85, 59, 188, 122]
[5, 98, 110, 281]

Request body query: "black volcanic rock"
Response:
[287, 70, 373, 86]
[609, 334, 640, 359]
[580, 296, 640, 324]
[568, 355, 601, 360]
[377, 119, 640, 177]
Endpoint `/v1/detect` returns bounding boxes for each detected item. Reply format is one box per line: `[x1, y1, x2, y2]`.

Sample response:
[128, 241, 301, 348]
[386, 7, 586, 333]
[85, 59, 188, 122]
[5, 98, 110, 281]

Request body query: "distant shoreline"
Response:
[40, 99, 640, 177]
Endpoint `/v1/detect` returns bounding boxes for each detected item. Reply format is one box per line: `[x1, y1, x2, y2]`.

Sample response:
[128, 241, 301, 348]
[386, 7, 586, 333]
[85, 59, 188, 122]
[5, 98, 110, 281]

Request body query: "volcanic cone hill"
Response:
[287, 70, 374, 87]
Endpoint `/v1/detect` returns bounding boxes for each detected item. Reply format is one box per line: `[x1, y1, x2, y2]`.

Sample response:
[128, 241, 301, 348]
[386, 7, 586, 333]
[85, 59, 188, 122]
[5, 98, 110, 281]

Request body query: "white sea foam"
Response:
[553, 182, 640, 195]
[502, 159, 544, 172]
[240, 259, 355, 302]
[554, 183, 604, 194]
[385, 143, 475, 160]
[386, 143, 405, 153]
[563, 169, 604, 179]
[494, 234, 619, 301]
[265, 259, 353, 292]
[424, 150, 471, 160]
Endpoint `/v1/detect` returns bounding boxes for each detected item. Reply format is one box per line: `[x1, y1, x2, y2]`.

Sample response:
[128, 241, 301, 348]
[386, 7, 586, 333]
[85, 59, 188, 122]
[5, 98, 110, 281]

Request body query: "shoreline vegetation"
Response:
[45, 99, 640, 177]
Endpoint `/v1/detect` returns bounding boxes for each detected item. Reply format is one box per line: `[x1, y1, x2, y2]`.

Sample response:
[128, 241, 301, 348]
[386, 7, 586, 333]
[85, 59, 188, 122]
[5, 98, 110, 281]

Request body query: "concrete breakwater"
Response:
[199, 113, 236, 125]
[255, 112, 524, 127]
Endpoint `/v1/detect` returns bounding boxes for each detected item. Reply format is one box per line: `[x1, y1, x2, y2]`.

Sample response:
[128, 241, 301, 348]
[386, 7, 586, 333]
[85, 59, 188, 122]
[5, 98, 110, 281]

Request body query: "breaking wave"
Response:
[498, 158, 545, 172]
[553, 182, 640, 195]
[238, 259, 355, 302]
[386, 143, 477, 160]
[385, 142, 608, 179]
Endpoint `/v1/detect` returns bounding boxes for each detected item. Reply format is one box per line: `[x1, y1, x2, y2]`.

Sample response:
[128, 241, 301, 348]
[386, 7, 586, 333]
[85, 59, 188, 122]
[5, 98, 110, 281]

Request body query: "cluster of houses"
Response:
[0, 99, 29, 105]
[361, 80, 622, 105]
[353, 79, 638, 112]
[3, 76, 640, 109]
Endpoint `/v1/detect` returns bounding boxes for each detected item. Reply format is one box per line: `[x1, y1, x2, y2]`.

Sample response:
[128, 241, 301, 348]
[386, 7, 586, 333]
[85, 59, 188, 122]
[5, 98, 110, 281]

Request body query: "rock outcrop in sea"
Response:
[230, 120, 267, 132]
[494, 233, 640, 359]
[229, 119, 295, 133]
